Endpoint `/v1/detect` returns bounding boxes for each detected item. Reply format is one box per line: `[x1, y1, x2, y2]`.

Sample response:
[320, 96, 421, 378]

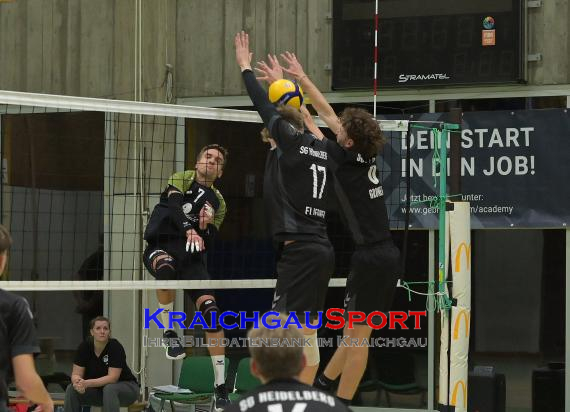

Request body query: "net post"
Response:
[436, 124, 449, 411]
[448, 108, 462, 196]
[437, 126, 447, 299]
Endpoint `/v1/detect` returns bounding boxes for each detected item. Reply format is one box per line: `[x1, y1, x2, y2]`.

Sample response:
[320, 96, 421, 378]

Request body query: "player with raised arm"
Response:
[143, 144, 231, 410]
[235, 31, 335, 385]
[276, 52, 401, 406]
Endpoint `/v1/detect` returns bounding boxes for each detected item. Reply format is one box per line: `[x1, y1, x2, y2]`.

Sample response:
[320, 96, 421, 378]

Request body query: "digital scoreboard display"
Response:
[332, 0, 524, 89]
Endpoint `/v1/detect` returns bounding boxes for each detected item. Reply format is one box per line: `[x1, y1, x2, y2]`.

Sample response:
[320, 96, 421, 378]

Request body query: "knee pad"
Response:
[199, 298, 222, 332]
[150, 251, 176, 281]
[304, 331, 320, 366]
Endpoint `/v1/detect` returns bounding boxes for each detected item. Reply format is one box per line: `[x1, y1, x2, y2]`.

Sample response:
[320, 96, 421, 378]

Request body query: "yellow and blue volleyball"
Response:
[268, 79, 304, 109]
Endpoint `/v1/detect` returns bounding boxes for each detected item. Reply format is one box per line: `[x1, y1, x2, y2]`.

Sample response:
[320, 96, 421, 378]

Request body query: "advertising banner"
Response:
[381, 109, 570, 228]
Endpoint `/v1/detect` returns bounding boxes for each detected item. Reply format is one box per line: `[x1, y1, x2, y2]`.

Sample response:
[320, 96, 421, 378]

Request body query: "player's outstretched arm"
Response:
[300, 105, 325, 140]
[281, 51, 341, 135]
[235, 31, 275, 124]
[235, 31, 252, 72]
[235, 31, 299, 151]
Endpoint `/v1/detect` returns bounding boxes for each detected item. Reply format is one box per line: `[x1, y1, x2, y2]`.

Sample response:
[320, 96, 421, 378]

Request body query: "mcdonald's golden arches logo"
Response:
[451, 380, 467, 408]
[454, 242, 471, 272]
[453, 309, 470, 339]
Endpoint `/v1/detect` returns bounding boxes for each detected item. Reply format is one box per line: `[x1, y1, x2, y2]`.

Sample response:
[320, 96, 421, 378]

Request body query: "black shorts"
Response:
[143, 241, 213, 304]
[272, 240, 335, 320]
[344, 241, 400, 316]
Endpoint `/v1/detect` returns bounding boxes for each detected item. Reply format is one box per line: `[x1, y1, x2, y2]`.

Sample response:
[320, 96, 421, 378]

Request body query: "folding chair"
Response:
[154, 356, 229, 412]
[229, 357, 262, 402]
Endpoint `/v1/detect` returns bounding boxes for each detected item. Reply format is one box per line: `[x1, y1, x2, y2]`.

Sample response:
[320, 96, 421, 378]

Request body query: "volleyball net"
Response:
[0, 91, 414, 291]
[1, 91, 460, 411]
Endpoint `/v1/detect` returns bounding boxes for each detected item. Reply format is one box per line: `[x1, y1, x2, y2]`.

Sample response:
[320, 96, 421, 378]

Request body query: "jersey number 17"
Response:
[309, 163, 326, 199]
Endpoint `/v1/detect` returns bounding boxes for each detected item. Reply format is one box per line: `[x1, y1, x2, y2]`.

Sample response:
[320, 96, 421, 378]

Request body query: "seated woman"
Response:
[64, 316, 139, 412]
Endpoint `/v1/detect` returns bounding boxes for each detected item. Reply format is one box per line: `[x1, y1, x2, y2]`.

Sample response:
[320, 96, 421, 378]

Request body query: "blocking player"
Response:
[142, 144, 230, 409]
[278, 52, 401, 405]
[235, 31, 335, 385]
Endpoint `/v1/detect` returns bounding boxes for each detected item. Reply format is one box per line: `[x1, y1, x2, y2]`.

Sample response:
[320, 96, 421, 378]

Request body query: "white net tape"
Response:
[2, 278, 348, 291]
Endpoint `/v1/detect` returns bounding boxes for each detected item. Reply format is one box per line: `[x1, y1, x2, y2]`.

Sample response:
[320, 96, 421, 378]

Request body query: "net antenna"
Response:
[373, 0, 379, 119]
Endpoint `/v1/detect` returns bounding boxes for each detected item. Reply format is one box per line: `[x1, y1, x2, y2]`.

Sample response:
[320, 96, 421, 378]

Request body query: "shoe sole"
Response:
[165, 352, 186, 360]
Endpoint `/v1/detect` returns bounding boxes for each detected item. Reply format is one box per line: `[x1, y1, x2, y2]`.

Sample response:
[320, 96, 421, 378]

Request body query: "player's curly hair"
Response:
[261, 105, 304, 143]
[340, 107, 385, 159]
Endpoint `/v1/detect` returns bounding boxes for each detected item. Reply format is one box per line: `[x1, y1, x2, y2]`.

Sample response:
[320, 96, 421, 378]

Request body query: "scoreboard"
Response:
[332, 0, 524, 89]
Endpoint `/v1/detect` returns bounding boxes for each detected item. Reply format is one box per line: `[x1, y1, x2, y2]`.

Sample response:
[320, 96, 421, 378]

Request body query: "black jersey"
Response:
[0, 290, 40, 407]
[325, 140, 391, 246]
[242, 70, 330, 242]
[74, 338, 137, 383]
[263, 133, 330, 242]
[144, 170, 226, 243]
[223, 378, 350, 412]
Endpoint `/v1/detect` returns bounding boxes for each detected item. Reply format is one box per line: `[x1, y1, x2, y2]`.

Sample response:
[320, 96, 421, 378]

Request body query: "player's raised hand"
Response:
[280, 51, 306, 80]
[299, 105, 311, 118]
[235, 31, 252, 71]
[255, 54, 283, 84]
[185, 228, 205, 253]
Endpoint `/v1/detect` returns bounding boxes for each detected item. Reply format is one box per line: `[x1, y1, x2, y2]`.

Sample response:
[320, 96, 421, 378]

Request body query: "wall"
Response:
[0, 0, 175, 101]
[527, 0, 570, 85]
[0, 0, 330, 100]
[1, 0, 567, 99]
[473, 230, 543, 353]
[175, 0, 332, 97]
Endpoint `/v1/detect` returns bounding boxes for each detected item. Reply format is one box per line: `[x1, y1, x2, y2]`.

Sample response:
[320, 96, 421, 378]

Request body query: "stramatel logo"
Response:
[398, 73, 450, 83]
